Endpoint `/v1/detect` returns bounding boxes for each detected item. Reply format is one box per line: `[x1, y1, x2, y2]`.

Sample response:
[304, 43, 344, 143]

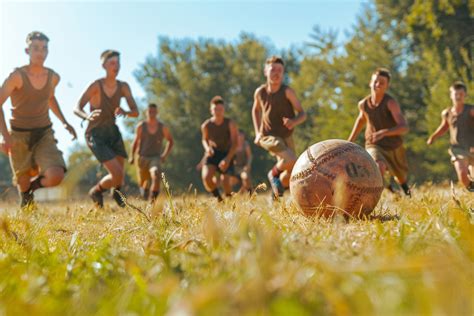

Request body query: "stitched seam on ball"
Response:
[292, 146, 357, 181]
[292, 146, 384, 194]
[346, 182, 384, 194]
[346, 192, 362, 213]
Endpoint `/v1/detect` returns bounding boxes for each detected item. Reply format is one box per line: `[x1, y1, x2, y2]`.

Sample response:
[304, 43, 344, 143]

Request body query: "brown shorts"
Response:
[366, 144, 408, 181]
[449, 146, 474, 165]
[259, 135, 297, 165]
[9, 128, 66, 184]
[136, 155, 161, 185]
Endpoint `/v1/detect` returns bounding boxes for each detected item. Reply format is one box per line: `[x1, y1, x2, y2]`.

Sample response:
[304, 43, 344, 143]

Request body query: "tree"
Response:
[135, 33, 289, 191]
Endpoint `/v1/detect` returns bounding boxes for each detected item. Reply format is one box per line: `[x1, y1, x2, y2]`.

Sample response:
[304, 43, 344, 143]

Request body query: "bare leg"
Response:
[453, 159, 471, 187]
[202, 164, 222, 201]
[221, 174, 232, 196]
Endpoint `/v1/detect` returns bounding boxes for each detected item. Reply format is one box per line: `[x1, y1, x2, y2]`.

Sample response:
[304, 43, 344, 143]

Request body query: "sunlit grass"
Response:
[0, 183, 472, 315]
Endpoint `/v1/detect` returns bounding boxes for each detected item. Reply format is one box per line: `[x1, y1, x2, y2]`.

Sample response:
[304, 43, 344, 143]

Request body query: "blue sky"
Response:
[0, 0, 365, 157]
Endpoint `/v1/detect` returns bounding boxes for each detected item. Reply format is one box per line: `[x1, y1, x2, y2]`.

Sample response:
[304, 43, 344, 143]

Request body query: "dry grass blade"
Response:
[114, 189, 151, 222]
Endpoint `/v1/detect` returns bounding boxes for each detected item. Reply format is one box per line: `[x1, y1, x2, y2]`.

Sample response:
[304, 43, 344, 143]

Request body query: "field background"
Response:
[0, 183, 472, 315]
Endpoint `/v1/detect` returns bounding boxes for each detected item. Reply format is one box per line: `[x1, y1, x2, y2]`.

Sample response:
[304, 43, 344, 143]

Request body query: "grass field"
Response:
[0, 183, 473, 315]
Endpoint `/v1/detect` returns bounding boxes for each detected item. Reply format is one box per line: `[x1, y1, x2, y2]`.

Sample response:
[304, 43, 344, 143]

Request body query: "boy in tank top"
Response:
[231, 130, 253, 194]
[130, 103, 174, 201]
[201, 96, 238, 201]
[427, 81, 474, 192]
[0, 31, 77, 207]
[74, 50, 138, 208]
[252, 56, 306, 199]
[348, 68, 411, 196]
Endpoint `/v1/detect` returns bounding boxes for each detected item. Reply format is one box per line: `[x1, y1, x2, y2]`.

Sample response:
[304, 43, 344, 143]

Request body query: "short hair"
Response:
[265, 56, 285, 66]
[450, 81, 467, 92]
[372, 68, 391, 82]
[101, 50, 120, 64]
[26, 31, 49, 45]
[210, 95, 225, 106]
[148, 103, 158, 109]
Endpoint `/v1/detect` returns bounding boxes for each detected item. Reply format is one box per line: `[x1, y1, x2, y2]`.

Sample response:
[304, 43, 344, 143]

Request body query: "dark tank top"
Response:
[362, 93, 403, 150]
[257, 84, 295, 138]
[204, 117, 231, 152]
[86, 79, 123, 135]
[10, 67, 54, 129]
[234, 141, 249, 166]
[138, 121, 164, 157]
[444, 104, 474, 149]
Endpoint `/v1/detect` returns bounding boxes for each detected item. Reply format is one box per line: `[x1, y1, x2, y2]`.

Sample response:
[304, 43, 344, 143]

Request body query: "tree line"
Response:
[2, 0, 473, 193]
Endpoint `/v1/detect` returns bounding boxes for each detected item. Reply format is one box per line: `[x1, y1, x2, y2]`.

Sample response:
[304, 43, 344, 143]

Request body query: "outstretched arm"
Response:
[0, 71, 22, 153]
[118, 83, 139, 118]
[252, 88, 263, 145]
[201, 122, 213, 157]
[129, 124, 142, 164]
[427, 110, 449, 145]
[161, 125, 174, 162]
[219, 120, 238, 172]
[48, 74, 77, 140]
[283, 87, 306, 130]
[74, 82, 100, 122]
[348, 101, 367, 142]
[368, 99, 409, 143]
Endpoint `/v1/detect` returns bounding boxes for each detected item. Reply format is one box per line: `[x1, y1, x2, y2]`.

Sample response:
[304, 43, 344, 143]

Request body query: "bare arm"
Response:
[369, 99, 409, 143]
[129, 124, 142, 163]
[252, 87, 263, 145]
[218, 120, 238, 172]
[348, 101, 367, 142]
[226, 120, 239, 162]
[119, 83, 139, 118]
[385, 99, 409, 136]
[161, 125, 174, 162]
[0, 71, 22, 152]
[74, 82, 98, 121]
[48, 74, 77, 140]
[201, 122, 213, 156]
[284, 87, 307, 129]
[427, 110, 449, 145]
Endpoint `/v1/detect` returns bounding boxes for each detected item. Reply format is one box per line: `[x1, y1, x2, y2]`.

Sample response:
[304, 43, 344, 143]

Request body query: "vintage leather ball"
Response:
[290, 139, 383, 218]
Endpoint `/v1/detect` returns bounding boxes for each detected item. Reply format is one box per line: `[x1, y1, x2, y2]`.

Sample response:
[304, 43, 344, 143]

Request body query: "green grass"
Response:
[0, 183, 473, 315]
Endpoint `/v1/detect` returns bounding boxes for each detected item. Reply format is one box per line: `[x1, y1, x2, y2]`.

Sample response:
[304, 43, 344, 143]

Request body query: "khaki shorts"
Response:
[137, 155, 161, 185]
[9, 128, 66, 184]
[366, 144, 408, 182]
[449, 146, 474, 165]
[259, 135, 296, 164]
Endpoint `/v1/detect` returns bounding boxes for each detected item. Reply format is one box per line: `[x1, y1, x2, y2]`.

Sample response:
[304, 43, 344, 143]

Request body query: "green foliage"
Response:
[132, 1, 472, 189]
[0, 0, 470, 190]
[135, 33, 284, 190]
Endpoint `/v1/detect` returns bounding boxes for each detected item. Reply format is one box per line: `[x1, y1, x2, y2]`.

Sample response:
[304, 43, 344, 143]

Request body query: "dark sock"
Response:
[95, 183, 106, 193]
[467, 181, 474, 192]
[113, 186, 126, 207]
[20, 190, 34, 207]
[400, 183, 411, 196]
[151, 190, 159, 201]
[114, 186, 123, 196]
[29, 176, 44, 192]
[211, 188, 223, 201]
[271, 165, 282, 178]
